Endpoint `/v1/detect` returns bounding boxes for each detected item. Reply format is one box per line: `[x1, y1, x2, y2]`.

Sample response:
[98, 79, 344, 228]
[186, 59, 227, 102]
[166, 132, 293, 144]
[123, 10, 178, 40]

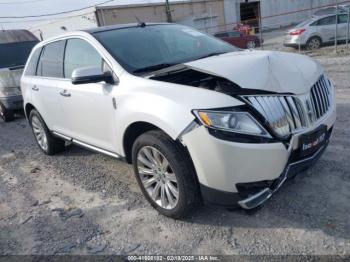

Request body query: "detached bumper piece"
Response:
[238, 133, 331, 210]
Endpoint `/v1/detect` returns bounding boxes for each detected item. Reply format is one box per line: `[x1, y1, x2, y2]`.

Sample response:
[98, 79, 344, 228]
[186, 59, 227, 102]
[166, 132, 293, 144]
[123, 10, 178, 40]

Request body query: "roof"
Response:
[83, 22, 169, 34]
[0, 30, 38, 44]
[97, 0, 189, 9]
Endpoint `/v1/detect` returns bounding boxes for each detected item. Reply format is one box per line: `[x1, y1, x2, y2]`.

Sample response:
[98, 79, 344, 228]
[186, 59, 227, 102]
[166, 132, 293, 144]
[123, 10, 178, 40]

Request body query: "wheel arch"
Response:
[123, 121, 168, 164]
[24, 103, 36, 120]
[307, 34, 323, 44]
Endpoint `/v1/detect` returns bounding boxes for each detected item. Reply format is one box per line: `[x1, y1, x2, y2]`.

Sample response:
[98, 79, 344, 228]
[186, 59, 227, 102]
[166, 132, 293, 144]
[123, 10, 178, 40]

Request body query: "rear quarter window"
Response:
[24, 47, 42, 76]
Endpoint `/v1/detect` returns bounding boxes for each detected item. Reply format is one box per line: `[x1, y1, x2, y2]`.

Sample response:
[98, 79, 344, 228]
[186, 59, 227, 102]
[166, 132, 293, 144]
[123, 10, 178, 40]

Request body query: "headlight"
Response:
[193, 109, 271, 138]
[0, 87, 21, 97]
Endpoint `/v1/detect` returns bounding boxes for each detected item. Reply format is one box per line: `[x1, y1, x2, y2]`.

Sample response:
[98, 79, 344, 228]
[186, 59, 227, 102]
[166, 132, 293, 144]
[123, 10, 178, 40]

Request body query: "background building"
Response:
[29, 0, 342, 39]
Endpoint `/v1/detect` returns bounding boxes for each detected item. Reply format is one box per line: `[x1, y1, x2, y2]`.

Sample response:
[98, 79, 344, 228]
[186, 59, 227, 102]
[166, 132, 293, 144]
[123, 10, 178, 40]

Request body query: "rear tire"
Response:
[132, 130, 200, 218]
[306, 37, 322, 50]
[0, 103, 15, 122]
[29, 109, 65, 155]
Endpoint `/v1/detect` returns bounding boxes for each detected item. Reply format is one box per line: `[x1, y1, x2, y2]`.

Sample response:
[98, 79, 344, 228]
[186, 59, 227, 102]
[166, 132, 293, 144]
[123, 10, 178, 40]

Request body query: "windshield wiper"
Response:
[196, 51, 228, 60]
[133, 63, 176, 74]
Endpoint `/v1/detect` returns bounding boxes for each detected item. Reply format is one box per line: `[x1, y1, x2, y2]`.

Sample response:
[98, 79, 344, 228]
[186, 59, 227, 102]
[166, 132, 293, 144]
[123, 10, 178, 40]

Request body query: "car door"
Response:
[228, 31, 245, 48]
[31, 40, 67, 134]
[217, 32, 240, 48]
[59, 38, 117, 152]
[316, 15, 336, 43]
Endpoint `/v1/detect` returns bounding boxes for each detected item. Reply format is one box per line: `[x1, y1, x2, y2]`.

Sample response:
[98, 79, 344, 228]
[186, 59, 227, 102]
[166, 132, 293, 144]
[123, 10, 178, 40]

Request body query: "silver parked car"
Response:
[284, 14, 350, 50]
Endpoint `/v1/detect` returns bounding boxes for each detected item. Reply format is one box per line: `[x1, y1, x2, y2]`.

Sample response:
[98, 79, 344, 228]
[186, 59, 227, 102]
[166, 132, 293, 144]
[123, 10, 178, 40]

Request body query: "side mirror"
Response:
[71, 67, 114, 85]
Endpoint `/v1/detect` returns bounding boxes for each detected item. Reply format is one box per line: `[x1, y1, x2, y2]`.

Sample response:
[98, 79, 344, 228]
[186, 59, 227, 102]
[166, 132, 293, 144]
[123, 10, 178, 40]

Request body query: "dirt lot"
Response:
[0, 36, 349, 255]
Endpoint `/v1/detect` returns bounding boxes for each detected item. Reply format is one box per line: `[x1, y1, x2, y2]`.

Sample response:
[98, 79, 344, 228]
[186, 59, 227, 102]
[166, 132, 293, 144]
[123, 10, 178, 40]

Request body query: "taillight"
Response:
[289, 29, 306, 36]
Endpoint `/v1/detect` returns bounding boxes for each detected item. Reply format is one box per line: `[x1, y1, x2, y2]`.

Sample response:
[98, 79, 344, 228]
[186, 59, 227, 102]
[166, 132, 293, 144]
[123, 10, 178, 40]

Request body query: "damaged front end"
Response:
[149, 65, 271, 96]
[148, 65, 289, 143]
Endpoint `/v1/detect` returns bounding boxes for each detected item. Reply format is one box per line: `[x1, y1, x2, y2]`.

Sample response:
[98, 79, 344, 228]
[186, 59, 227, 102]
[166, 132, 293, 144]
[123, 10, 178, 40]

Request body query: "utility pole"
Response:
[165, 0, 172, 23]
[347, 6, 350, 50]
[258, 3, 263, 50]
[335, 0, 338, 53]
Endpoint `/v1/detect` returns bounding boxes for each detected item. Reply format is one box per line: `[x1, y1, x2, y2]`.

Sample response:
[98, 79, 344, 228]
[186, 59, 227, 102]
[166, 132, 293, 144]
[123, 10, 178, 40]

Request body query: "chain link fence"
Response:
[198, 0, 350, 56]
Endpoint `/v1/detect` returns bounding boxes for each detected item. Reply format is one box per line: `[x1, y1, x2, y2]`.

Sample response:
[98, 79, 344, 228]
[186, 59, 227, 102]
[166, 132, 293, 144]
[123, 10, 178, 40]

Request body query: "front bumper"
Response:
[238, 135, 330, 209]
[192, 126, 333, 209]
[181, 104, 336, 209]
[0, 95, 23, 110]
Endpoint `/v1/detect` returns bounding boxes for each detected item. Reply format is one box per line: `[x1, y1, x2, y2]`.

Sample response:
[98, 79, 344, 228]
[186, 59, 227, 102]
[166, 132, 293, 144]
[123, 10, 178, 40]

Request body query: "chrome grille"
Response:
[309, 75, 331, 122]
[243, 75, 332, 137]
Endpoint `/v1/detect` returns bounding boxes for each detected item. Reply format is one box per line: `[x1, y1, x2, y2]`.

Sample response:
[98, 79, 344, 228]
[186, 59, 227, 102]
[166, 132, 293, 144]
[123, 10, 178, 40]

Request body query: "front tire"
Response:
[29, 109, 65, 155]
[0, 103, 14, 122]
[132, 130, 200, 218]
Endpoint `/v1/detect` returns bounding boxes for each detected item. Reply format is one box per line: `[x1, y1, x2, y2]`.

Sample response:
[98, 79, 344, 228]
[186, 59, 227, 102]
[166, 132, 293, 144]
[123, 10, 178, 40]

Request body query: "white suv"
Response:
[21, 23, 336, 218]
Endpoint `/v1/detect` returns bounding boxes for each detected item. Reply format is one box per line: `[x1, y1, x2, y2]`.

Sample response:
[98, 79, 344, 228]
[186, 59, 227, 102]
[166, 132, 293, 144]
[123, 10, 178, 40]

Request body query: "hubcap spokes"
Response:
[137, 146, 179, 209]
[310, 39, 319, 49]
[32, 116, 48, 151]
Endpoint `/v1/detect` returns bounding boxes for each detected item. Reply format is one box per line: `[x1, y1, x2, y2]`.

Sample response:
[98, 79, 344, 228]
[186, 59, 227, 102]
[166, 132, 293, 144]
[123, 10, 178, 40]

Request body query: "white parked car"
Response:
[21, 23, 336, 218]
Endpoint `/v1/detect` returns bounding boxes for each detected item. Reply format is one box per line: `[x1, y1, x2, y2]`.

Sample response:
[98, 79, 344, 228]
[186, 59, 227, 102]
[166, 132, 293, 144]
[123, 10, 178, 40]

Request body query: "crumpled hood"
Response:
[184, 50, 323, 95]
[0, 68, 23, 90]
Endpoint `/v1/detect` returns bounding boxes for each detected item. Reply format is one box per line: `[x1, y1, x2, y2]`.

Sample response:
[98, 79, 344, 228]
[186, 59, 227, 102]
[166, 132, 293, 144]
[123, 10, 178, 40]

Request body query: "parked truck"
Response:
[0, 30, 39, 122]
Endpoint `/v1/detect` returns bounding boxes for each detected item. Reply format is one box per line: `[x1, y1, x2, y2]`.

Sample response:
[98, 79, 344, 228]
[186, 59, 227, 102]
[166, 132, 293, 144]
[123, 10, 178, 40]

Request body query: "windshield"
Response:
[0, 41, 38, 69]
[93, 24, 237, 74]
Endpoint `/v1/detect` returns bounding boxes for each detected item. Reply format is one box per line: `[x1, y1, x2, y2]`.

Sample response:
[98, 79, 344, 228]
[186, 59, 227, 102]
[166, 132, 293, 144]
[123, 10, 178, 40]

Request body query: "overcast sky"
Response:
[0, 0, 173, 29]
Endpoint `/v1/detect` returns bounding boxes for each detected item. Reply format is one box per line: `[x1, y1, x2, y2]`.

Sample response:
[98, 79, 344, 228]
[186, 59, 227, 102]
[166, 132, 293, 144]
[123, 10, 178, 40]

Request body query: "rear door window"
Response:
[317, 16, 336, 26]
[37, 40, 65, 78]
[338, 14, 349, 24]
[64, 38, 102, 78]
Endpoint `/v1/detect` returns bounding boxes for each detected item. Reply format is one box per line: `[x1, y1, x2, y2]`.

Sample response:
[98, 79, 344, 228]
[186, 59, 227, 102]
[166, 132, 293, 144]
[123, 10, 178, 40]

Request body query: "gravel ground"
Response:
[0, 35, 349, 255]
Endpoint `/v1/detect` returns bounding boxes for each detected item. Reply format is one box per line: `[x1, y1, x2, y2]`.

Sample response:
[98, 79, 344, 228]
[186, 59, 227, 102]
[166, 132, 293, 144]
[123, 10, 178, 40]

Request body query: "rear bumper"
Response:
[283, 43, 306, 48]
[0, 95, 23, 110]
[283, 35, 307, 47]
[201, 129, 332, 209]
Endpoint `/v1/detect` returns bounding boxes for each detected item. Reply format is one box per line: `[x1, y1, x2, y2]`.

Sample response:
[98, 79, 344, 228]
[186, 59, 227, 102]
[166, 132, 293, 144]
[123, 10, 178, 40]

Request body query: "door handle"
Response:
[60, 90, 71, 97]
[32, 85, 39, 91]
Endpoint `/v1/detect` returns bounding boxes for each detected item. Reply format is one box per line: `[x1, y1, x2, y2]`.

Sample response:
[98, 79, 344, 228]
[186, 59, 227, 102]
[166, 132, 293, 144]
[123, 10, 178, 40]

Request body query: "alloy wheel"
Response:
[137, 146, 179, 209]
[308, 38, 320, 50]
[31, 115, 48, 151]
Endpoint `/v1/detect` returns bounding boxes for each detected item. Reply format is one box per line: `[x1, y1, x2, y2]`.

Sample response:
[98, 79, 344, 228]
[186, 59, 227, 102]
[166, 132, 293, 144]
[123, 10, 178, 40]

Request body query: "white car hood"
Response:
[185, 50, 323, 95]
